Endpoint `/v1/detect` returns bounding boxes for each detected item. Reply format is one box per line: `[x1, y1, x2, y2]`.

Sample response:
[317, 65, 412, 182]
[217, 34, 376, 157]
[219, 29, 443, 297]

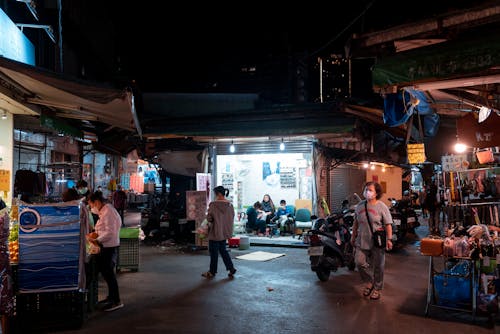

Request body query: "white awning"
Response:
[0, 56, 140, 134]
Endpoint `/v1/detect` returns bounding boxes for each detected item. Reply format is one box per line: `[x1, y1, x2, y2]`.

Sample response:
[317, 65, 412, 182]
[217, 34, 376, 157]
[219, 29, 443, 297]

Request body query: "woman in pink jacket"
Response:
[88, 191, 123, 311]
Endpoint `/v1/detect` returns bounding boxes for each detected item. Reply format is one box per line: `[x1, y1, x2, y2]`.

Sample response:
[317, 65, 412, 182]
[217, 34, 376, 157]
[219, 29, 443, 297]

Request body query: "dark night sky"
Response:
[90, 0, 487, 92]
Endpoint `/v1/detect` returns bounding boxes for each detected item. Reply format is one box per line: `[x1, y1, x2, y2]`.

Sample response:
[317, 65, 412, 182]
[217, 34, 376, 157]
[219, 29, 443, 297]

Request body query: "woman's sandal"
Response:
[363, 286, 373, 297]
[370, 290, 381, 300]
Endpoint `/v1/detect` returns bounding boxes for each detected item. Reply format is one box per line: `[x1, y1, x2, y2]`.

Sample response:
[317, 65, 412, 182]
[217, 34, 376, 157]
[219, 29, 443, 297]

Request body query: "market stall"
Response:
[5, 199, 91, 332]
[420, 154, 500, 325]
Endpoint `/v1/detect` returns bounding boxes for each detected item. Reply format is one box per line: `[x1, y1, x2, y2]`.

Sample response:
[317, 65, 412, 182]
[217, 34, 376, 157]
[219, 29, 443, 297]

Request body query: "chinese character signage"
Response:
[407, 143, 426, 164]
[456, 113, 500, 148]
[0, 169, 10, 192]
[441, 154, 469, 172]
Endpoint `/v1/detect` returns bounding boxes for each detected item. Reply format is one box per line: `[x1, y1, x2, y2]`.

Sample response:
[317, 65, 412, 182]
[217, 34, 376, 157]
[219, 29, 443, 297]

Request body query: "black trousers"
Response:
[96, 246, 120, 303]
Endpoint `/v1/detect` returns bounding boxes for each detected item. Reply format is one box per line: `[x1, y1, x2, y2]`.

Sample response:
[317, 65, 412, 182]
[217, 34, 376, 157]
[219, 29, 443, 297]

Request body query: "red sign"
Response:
[456, 113, 500, 148]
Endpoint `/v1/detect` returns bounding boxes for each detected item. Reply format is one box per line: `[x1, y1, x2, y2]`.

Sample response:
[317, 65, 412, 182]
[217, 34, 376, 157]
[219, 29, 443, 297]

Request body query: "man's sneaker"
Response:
[97, 297, 111, 305]
[201, 271, 215, 278]
[228, 268, 237, 278]
[103, 302, 124, 312]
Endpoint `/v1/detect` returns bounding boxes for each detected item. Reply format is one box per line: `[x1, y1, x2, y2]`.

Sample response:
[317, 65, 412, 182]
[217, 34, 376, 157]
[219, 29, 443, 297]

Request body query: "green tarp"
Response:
[372, 29, 500, 88]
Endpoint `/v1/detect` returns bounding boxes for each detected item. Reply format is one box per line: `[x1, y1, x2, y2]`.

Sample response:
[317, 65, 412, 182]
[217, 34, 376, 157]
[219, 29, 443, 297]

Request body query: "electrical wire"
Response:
[307, 0, 377, 59]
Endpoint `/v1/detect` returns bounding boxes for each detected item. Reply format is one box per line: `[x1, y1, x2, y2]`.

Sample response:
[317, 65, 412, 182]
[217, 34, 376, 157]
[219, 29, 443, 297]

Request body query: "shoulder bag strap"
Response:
[365, 201, 375, 236]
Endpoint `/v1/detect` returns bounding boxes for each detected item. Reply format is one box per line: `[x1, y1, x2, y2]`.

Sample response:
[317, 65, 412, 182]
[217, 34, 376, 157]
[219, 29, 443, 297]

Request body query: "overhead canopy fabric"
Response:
[141, 93, 357, 138]
[372, 28, 500, 140]
[372, 29, 500, 89]
[158, 150, 205, 177]
[0, 56, 137, 132]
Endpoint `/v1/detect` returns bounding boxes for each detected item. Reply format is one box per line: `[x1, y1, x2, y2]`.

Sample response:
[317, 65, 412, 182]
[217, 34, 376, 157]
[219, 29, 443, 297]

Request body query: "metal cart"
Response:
[425, 256, 477, 320]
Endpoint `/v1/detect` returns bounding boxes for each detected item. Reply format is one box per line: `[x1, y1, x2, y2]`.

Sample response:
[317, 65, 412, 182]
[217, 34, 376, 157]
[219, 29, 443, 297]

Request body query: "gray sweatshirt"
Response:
[354, 200, 393, 250]
[206, 199, 235, 241]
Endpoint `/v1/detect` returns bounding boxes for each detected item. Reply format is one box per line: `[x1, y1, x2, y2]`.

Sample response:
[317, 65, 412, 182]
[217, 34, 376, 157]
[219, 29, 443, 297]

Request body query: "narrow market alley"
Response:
[44, 210, 497, 334]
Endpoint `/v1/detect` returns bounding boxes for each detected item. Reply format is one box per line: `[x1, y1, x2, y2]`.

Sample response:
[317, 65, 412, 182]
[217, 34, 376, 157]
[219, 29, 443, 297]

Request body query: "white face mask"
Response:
[77, 187, 88, 195]
[364, 189, 376, 200]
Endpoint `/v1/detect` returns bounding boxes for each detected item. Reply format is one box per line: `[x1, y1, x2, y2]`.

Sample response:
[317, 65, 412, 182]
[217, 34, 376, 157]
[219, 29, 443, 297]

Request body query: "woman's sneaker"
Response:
[228, 268, 237, 278]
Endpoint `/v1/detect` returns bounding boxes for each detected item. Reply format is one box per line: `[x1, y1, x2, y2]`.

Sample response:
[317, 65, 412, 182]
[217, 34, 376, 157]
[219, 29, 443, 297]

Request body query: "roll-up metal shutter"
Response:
[329, 165, 365, 212]
[215, 140, 313, 155]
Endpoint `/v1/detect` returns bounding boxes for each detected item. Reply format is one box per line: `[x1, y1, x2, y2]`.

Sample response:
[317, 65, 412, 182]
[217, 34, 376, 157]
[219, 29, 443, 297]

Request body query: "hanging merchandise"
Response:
[449, 172, 456, 202]
[476, 149, 494, 164]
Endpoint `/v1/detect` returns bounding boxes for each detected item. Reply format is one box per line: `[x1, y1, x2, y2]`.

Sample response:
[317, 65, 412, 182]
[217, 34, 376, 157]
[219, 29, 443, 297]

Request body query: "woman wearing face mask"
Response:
[87, 191, 124, 312]
[350, 181, 393, 300]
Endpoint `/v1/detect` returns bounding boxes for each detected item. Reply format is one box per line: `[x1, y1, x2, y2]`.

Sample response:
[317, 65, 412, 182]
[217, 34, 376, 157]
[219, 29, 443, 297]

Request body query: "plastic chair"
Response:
[294, 208, 312, 238]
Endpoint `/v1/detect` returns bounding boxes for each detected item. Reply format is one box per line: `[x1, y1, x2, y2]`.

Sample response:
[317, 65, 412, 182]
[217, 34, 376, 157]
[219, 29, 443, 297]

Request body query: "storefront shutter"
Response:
[329, 165, 365, 212]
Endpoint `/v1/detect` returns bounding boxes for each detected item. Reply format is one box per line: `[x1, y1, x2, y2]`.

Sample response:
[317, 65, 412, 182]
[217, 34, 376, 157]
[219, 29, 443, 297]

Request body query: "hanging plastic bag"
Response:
[196, 219, 210, 239]
[476, 149, 494, 164]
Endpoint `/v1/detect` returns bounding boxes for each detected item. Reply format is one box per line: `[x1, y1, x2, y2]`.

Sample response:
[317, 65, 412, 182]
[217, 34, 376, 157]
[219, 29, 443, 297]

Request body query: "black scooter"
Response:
[307, 212, 356, 282]
[389, 196, 419, 244]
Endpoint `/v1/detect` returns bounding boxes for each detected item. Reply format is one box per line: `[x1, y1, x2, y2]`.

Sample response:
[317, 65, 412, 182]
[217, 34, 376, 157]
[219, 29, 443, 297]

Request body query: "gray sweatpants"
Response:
[355, 247, 386, 291]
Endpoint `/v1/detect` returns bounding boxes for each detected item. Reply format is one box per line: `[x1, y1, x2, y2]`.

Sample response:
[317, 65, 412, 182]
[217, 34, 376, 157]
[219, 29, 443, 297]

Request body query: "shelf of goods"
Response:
[421, 235, 499, 325]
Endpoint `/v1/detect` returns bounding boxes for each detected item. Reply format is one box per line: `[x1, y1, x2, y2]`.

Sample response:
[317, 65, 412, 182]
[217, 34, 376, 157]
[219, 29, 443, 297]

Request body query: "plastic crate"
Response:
[117, 237, 140, 272]
[13, 290, 85, 332]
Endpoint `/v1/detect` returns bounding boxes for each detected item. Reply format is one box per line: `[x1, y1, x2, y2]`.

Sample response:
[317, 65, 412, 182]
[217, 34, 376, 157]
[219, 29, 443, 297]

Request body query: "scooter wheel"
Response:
[315, 268, 331, 282]
[347, 261, 356, 271]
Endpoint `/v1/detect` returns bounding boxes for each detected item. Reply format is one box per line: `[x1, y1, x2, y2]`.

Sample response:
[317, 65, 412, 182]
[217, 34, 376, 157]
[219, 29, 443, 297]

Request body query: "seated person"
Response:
[246, 201, 267, 235]
[273, 199, 294, 234]
[274, 200, 292, 221]
[261, 194, 276, 223]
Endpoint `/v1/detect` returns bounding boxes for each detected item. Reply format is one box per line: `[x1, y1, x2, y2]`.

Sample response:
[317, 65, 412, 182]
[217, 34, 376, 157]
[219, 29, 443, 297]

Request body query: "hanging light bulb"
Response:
[1, 109, 7, 120]
[279, 138, 285, 151]
[229, 140, 235, 153]
[452, 134, 467, 153]
[454, 142, 467, 153]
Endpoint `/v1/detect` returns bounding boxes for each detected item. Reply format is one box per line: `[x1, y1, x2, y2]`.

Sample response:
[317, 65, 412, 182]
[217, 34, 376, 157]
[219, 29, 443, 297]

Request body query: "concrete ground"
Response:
[22, 211, 500, 333]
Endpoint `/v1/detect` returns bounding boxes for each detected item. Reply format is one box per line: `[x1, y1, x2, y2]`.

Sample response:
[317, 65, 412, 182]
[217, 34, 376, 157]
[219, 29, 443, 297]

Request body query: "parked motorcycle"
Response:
[308, 212, 356, 282]
[388, 195, 420, 244]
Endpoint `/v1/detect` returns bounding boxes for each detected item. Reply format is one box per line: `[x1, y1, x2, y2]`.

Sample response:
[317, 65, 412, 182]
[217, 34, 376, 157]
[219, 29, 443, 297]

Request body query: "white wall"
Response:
[366, 165, 403, 206]
[216, 153, 310, 211]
